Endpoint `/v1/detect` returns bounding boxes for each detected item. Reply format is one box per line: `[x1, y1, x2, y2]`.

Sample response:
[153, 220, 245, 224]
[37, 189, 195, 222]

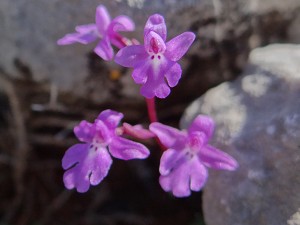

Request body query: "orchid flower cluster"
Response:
[58, 5, 238, 197]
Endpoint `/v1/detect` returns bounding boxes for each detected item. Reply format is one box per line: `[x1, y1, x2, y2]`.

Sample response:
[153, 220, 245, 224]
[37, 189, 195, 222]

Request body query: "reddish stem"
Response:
[145, 97, 166, 151]
[145, 97, 158, 123]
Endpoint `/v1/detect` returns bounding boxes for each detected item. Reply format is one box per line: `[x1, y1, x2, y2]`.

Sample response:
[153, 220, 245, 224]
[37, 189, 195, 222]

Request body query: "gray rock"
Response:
[288, 208, 300, 225]
[181, 44, 300, 225]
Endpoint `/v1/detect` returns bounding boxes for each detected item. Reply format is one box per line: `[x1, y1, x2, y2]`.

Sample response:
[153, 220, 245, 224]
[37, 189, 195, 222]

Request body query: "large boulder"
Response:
[181, 44, 300, 225]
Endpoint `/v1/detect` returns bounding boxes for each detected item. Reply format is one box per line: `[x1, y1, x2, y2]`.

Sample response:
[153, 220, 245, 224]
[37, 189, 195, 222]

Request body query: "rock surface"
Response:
[181, 44, 300, 225]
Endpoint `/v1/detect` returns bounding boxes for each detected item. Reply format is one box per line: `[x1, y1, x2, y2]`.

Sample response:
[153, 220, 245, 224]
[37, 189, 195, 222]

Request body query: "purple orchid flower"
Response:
[149, 115, 238, 197]
[115, 14, 195, 99]
[57, 5, 135, 61]
[62, 109, 149, 193]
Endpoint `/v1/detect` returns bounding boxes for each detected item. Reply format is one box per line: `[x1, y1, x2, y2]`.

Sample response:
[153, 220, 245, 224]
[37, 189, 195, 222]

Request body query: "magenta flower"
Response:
[62, 110, 149, 193]
[115, 14, 195, 98]
[57, 5, 135, 60]
[150, 115, 238, 197]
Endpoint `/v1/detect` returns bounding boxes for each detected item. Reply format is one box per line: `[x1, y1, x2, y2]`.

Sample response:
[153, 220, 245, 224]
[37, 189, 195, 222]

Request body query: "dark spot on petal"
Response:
[151, 55, 154, 60]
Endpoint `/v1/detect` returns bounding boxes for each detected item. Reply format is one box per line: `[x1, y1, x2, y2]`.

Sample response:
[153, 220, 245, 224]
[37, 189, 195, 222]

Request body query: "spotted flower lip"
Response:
[149, 115, 238, 197]
[115, 14, 195, 99]
[57, 5, 135, 61]
[62, 109, 150, 193]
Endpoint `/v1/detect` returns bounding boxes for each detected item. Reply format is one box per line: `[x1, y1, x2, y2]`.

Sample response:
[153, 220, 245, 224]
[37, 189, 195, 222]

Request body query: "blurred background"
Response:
[0, 0, 300, 224]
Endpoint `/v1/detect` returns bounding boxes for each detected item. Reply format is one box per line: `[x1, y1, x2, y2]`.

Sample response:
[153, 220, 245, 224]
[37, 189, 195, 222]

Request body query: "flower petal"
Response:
[144, 31, 166, 54]
[199, 145, 239, 171]
[75, 24, 98, 33]
[165, 32, 195, 61]
[188, 115, 215, 140]
[132, 61, 150, 84]
[73, 121, 95, 143]
[189, 158, 208, 191]
[95, 5, 111, 35]
[89, 147, 113, 186]
[159, 157, 207, 197]
[110, 15, 135, 32]
[94, 120, 114, 143]
[144, 14, 167, 41]
[97, 109, 123, 130]
[188, 131, 207, 150]
[115, 45, 148, 67]
[122, 123, 155, 139]
[57, 31, 98, 45]
[62, 143, 89, 170]
[154, 82, 170, 99]
[159, 148, 187, 176]
[109, 137, 150, 160]
[63, 146, 113, 193]
[165, 62, 182, 87]
[139, 67, 170, 99]
[149, 122, 186, 149]
[159, 162, 191, 197]
[94, 37, 114, 60]
[63, 165, 90, 192]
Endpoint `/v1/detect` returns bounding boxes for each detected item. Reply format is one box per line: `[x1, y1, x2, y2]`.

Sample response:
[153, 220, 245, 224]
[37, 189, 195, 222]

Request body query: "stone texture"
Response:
[288, 208, 300, 225]
[181, 44, 300, 225]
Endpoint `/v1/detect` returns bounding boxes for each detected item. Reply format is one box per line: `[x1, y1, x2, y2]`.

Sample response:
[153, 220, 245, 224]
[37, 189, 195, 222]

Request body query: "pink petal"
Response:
[95, 5, 111, 35]
[132, 61, 150, 84]
[97, 109, 123, 130]
[122, 123, 155, 139]
[199, 145, 239, 171]
[154, 82, 170, 99]
[144, 31, 166, 54]
[93, 120, 114, 143]
[165, 32, 195, 61]
[94, 37, 114, 60]
[75, 24, 98, 33]
[188, 115, 215, 140]
[189, 158, 208, 191]
[159, 148, 186, 176]
[149, 123, 187, 149]
[62, 144, 89, 170]
[144, 14, 167, 41]
[140, 81, 157, 98]
[73, 121, 95, 143]
[89, 147, 113, 186]
[139, 68, 170, 99]
[63, 146, 113, 193]
[159, 163, 191, 197]
[108, 137, 150, 160]
[115, 45, 148, 67]
[57, 32, 98, 45]
[64, 166, 90, 192]
[109, 15, 135, 33]
[159, 157, 208, 197]
[165, 62, 182, 87]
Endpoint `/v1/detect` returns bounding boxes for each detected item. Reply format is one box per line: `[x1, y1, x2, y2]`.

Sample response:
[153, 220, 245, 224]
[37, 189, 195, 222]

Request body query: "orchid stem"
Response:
[145, 97, 158, 123]
[145, 97, 166, 151]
